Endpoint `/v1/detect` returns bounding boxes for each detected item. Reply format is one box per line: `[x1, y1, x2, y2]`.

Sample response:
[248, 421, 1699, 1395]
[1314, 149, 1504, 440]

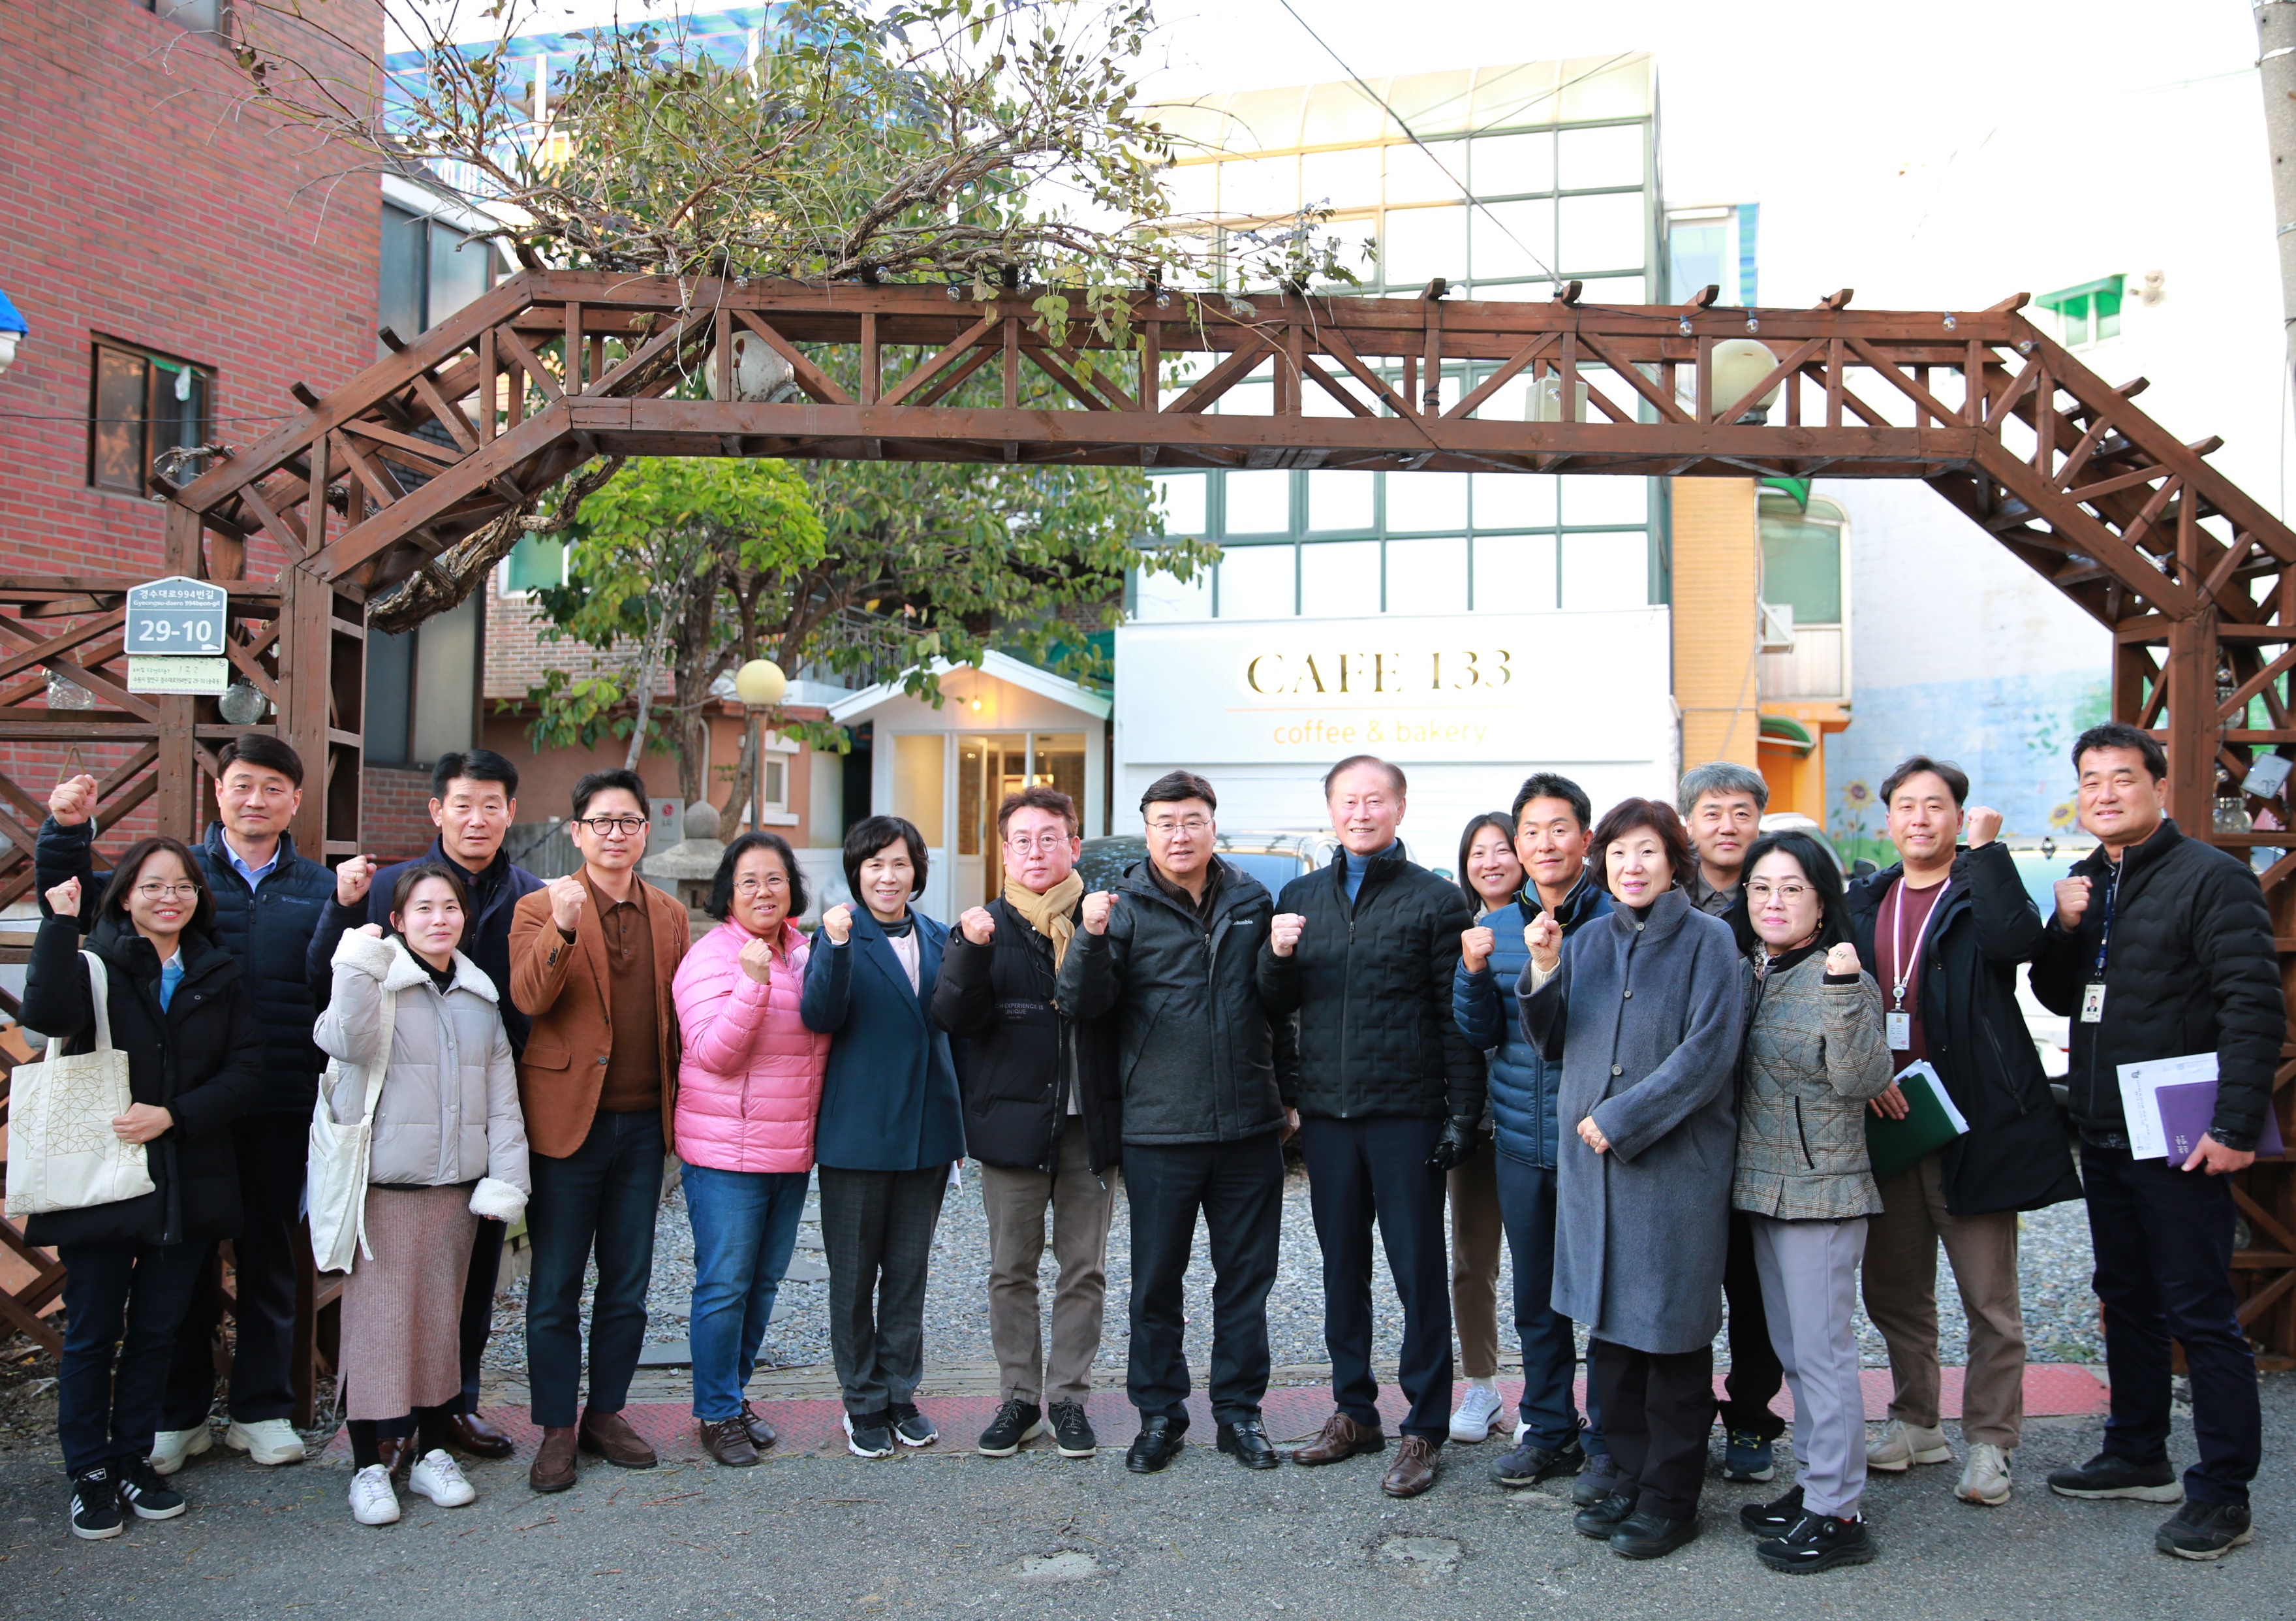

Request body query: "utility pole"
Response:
[2259, 2, 2296, 394]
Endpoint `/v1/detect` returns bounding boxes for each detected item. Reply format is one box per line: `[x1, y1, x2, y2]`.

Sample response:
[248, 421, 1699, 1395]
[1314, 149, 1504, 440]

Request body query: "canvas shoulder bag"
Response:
[306, 975, 401, 1274]
[4, 951, 155, 1218]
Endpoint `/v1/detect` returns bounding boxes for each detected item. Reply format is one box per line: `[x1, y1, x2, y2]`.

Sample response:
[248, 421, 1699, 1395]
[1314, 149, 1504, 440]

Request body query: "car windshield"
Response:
[1222, 852, 1307, 892]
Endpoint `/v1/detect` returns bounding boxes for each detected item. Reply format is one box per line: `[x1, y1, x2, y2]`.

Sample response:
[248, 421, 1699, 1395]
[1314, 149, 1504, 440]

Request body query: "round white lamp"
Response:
[734, 657, 786, 708]
[1710, 338, 1783, 424]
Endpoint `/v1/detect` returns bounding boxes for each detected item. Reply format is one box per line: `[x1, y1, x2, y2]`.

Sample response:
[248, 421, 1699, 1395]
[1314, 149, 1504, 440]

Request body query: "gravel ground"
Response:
[482, 1148, 2104, 1382]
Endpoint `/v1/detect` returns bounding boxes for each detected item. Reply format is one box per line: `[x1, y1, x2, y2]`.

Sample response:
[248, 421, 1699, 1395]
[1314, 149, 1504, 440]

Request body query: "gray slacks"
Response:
[1750, 1214, 1870, 1518]
[818, 1165, 951, 1417]
[978, 1116, 1114, 1406]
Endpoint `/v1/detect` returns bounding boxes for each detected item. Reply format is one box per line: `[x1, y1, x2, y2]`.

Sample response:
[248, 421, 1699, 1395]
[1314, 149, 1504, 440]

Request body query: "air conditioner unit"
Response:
[1757, 601, 1795, 652]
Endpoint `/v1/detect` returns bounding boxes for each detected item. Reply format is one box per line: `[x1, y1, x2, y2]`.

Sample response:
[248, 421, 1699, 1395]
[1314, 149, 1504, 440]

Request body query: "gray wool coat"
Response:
[1520, 888, 1746, 1355]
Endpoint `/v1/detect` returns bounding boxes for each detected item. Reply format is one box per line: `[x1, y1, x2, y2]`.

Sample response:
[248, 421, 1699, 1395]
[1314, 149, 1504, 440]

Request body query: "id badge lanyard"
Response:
[1886, 879, 1948, 1052]
[2081, 865, 2118, 1024]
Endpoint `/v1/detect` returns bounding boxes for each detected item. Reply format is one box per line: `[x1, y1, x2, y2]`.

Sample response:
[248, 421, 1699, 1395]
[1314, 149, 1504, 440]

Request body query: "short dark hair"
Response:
[1677, 760, 1768, 817]
[842, 815, 928, 902]
[1879, 755, 1970, 808]
[997, 785, 1078, 840]
[1589, 796, 1697, 891]
[2072, 721, 2167, 783]
[571, 767, 648, 821]
[1742, 829, 1851, 949]
[1455, 811, 1519, 909]
[97, 836, 217, 935]
[1511, 772, 1592, 832]
[431, 749, 520, 800]
[215, 733, 304, 789]
[707, 831, 809, 922]
[1323, 755, 1406, 799]
[388, 860, 472, 945]
[1140, 770, 1217, 815]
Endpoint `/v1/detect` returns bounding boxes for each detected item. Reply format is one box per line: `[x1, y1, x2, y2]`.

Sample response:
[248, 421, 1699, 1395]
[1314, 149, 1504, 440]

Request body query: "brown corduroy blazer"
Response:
[508, 871, 690, 1159]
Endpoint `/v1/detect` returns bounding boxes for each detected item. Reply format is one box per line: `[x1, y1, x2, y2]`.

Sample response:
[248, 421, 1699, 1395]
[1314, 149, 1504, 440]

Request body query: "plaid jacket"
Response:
[1731, 951, 1893, 1221]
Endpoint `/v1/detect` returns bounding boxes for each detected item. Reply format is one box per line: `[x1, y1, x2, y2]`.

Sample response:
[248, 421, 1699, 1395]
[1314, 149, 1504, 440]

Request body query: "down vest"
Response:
[313, 929, 529, 1197]
[1453, 870, 1612, 1167]
[672, 919, 830, 1174]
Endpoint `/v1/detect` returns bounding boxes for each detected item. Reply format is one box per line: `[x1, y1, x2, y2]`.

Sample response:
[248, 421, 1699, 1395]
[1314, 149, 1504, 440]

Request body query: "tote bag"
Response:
[4, 951, 154, 1218]
[306, 979, 400, 1274]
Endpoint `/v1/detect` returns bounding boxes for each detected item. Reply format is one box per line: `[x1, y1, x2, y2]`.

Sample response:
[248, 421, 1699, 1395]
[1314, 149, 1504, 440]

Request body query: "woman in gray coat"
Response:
[1731, 830, 1892, 1573]
[1522, 798, 1743, 1561]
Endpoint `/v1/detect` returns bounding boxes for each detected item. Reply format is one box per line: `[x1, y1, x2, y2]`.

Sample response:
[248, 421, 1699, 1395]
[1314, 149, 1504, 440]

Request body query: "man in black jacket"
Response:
[931, 785, 1120, 1462]
[1844, 756, 2083, 1511]
[2030, 723, 2282, 1561]
[1059, 770, 1299, 1475]
[1258, 755, 1483, 1499]
[38, 735, 334, 1474]
[303, 748, 545, 1461]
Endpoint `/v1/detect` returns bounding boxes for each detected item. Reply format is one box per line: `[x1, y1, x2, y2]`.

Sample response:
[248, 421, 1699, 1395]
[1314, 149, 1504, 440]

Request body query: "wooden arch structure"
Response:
[2, 271, 2295, 1358]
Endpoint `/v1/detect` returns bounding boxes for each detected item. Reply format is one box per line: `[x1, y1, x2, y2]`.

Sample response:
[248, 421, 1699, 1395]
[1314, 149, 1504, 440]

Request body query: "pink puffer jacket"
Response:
[671, 919, 829, 1174]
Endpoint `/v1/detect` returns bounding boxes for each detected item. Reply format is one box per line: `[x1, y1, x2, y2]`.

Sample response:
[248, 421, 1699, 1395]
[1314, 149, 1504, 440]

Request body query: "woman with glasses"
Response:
[670, 831, 830, 1466]
[315, 864, 530, 1527]
[799, 815, 964, 1457]
[1729, 831, 1892, 1572]
[25, 841, 264, 1540]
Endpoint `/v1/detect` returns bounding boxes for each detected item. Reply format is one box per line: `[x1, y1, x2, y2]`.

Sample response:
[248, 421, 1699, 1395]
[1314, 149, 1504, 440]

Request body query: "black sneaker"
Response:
[1047, 1400, 1097, 1458]
[888, 1402, 939, 1448]
[1491, 1435, 1584, 1488]
[1740, 1483, 1805, 1536]
[1571, 1451, 1622, 1507]
[70, 1468, 123, 1541]
[976, 1399, 1044, 1457]
[1574, 1489, 1637, 1541]
[1756, 1511, 1874, 1573]
[2156, 1500, 2254, 1561]
[116, 1458, 186, 1521]
[843, 1411, 896, 1460]
[2047, 1452, 2184, 1503]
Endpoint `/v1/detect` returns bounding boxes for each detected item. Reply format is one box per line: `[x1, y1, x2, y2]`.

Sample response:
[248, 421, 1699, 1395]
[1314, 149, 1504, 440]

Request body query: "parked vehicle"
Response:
[1075, 830, 1339, 894]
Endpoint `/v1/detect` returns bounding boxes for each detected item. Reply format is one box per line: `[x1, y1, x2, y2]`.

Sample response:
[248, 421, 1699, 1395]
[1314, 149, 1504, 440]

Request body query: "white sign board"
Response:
[124, 575, 229, 657]
[127, 655, 230, 695]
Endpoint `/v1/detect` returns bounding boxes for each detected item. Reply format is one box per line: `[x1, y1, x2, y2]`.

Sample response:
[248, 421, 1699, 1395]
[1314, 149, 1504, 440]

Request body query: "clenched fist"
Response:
[45, 876, 81, 919]
[49, 772, 99, 828]
[1825, 942, 1861, 976]
[1269, 912, 1305, 958]
[2053, 875, 2091, 931]
[335, 853, 380, 907]
[1459, 925, 1497, 974]
[1527, 912, 1562, 974]
[1081, 890, 1120, 936]
[818, 904, 854, 945]
[546, 874, 588, 934]
[958, 906, 997, 947]
[737, 935, 775, 986]
[1965, 806, 2003, 847]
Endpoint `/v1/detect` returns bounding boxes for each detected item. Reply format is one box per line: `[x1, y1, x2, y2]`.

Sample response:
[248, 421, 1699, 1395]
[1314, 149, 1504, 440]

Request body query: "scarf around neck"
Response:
[1002, 871, 1085, 969]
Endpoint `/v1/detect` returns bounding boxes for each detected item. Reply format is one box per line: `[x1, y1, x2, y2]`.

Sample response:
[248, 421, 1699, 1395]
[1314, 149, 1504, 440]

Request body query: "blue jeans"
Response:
[682, 1163, 809, 1422]
[525, 1109, 664, 1429]
[57, 1239, 208, 1477]
[1493, 1150, 1604, 1455]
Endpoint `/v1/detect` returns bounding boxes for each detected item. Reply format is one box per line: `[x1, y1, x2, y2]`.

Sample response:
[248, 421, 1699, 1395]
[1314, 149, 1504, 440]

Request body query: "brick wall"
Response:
[1668, 477, 1761, 772]
[358, 766, 436, 861]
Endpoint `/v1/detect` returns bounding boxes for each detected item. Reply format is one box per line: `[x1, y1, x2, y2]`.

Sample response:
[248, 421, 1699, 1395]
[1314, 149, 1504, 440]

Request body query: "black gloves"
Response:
[1425, 1115, 1480, 1172]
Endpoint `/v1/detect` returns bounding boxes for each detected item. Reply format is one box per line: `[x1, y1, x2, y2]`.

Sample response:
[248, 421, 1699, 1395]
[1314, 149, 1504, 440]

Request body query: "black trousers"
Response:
[818, 1165, 950, 1417]
[57, 1239, 208, 1476]
[1123, 1131, 1285, 1426]
[2083, 1144, 2261, 1506]
[1716, 1208, 1785, 1441]
[1300, 1115, 1451, 1441]
[161, 1114, 305, 1429]
[1590, 1337, 1714, 1522]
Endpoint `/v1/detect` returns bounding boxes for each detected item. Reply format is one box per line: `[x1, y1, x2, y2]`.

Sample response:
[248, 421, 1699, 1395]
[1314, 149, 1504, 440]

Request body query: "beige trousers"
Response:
[979, 1116, 1115, 1406]
[1859, 1150, 2027, 1449]
[1446, 1137, 1504, 1380]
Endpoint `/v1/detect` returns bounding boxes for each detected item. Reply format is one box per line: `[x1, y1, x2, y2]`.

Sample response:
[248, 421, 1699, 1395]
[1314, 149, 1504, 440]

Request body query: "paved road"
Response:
[1, 1381, 2288, 1620]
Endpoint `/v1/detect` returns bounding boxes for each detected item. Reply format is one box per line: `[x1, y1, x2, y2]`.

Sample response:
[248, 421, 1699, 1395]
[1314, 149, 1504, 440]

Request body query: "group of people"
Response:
[20, 723, 2278, 1569]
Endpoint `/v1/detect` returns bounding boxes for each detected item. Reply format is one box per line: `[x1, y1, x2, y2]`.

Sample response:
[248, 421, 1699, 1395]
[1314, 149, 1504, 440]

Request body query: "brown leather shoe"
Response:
[446, 1411, 516, 1460]
[699, 1416, 760, 1468]
[740, 1400, 777, 1453]
[578, 1408, 659, 1469]
[1292, 1411, 1387, 1466]
[1382, 1435, 1442, 1498]
[529, 1426, 578, 1494]
[373, 1436, 417, 1487]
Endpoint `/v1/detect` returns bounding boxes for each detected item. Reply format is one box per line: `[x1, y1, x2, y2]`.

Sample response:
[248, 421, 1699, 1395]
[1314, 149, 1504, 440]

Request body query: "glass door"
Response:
[955, 733, 1029, 909]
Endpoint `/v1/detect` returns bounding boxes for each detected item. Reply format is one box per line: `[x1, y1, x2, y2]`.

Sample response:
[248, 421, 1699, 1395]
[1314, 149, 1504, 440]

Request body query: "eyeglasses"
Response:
[734, 875, 789, 895]
[1146, 816, 1211, 835]
[1005, 833, 1071, 854]
[1746, 881, 1813, 904]
[576, 815, 647, 838]
[135, 881, 200, 900]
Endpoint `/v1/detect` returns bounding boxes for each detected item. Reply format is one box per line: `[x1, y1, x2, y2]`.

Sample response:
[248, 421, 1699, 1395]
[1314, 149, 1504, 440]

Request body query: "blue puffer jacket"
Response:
[37, 817, 335, 1116]
[1452, 870, 1612, 1168]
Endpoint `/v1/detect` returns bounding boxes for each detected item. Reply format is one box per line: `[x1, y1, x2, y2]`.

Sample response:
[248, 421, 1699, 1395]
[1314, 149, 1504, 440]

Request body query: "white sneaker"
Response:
[149, 1424, 213, 1477]
[1957, 1442, 2013, 1505]
[349, 1464, 401, 1526]
[225, 1417, 307, 1466]
[1867, 1418, 1953, 1472]
[1448, 1384, 1506, 1443]
[407, 1449, 475, 1507]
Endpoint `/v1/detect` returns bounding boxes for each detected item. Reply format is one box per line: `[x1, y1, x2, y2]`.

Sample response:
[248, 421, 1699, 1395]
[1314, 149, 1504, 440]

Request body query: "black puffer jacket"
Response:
[1844, 841, 2083, 1216]
[18, 913, 266, 1248]
[931, 894, 1121, 1173]
[1256, 843, 1484, 1120]
[39, 817, 332, 1115]
[2029, 819, 2284, 1150]
[1055, 858, 1298, 1145]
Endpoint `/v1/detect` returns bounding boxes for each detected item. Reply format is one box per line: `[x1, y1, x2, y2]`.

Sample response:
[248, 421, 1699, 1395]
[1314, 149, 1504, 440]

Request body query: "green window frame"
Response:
[2037, 275, 2124, 348]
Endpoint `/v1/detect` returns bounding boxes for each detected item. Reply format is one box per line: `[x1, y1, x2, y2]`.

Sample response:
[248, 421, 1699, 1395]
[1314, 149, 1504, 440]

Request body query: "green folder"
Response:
[1864, 1060, 1970, 1182]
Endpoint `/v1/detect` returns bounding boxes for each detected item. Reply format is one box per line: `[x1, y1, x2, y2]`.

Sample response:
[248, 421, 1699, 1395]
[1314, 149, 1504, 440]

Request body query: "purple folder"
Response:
[2154, 1079, 2288, 1163]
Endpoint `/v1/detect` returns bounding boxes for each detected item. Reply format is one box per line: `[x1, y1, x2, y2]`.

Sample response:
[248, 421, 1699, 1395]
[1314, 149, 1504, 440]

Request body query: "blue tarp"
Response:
[0, 283, 23, 336]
